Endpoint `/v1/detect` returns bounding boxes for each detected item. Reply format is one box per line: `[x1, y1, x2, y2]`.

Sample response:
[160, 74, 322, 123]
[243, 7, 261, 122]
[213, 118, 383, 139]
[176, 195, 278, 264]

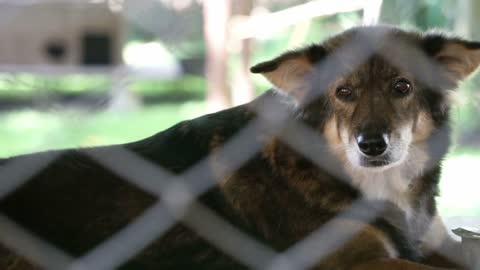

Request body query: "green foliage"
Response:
[449, 72, 480, 144]
[380, 0, 456, 30]
[0, 73, 109, 96]
[130, 75, 206, 96]
[0, 73, 207, 99]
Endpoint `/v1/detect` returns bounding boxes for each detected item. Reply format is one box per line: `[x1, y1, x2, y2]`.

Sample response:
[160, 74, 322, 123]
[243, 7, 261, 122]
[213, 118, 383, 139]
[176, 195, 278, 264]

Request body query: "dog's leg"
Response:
[0, 245, 41, 270]
[351, 258, 455, 270]
[310, 220, 461, 270]
[420, 216, 466, 269]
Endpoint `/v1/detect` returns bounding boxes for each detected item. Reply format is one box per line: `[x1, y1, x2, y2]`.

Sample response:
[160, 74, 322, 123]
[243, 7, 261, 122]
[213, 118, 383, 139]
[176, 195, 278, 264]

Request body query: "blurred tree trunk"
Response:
[455, 0, 472, 38]
[231, 0, 255, 106]
[470, 0, 480, 39]
[203, 0, 232, 112]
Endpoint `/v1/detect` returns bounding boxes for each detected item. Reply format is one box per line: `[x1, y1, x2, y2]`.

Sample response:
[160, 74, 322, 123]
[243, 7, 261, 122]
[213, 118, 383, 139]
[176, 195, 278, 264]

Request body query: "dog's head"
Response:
[251, 26, 480, 170]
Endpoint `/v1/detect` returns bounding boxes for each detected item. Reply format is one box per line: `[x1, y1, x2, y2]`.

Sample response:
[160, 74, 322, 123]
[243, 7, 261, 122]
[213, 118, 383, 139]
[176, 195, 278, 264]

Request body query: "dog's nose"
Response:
[356, 133, 388, 157]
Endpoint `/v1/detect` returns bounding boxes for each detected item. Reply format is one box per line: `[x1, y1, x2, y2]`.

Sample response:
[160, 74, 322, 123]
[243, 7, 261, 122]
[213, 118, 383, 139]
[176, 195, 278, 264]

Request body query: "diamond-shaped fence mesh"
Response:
[0, 1, 478, 270]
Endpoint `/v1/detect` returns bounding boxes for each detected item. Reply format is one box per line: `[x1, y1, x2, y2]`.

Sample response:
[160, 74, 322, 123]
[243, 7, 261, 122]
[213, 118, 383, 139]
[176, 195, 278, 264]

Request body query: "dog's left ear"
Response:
[250, 45, 326, 99]
[423, 34, 480, 82]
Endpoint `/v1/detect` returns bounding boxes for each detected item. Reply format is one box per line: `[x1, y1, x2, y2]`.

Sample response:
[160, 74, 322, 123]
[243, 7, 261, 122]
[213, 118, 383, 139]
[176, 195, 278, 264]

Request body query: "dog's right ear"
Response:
[250, 45, 326, 99]
[423, 34, 480, 83]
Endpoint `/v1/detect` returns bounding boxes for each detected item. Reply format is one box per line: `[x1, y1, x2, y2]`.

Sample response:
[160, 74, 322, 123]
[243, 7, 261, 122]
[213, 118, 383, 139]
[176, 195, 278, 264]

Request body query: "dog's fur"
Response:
[1, 26, 479, 269]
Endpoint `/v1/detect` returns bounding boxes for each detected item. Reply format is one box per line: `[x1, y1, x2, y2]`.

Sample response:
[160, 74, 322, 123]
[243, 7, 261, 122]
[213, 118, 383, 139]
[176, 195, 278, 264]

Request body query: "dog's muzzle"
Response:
[356, 133, 389, 157]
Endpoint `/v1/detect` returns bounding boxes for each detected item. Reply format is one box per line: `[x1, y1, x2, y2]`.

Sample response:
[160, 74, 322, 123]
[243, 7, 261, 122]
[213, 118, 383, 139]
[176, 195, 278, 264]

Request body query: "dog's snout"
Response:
[356, 133, 388, 157]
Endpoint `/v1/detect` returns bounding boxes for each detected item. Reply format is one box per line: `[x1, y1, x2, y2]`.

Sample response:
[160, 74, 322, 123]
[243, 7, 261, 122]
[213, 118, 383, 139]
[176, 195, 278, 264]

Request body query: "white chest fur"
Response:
[350, 167, 414, 217]
[345, 156, 434, 258]
[345, 143, 430, 220]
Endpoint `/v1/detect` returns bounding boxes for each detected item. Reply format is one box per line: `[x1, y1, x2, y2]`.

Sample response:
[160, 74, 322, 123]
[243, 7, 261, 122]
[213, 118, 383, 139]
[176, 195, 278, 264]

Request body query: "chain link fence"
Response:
[0, 1, 479, 269]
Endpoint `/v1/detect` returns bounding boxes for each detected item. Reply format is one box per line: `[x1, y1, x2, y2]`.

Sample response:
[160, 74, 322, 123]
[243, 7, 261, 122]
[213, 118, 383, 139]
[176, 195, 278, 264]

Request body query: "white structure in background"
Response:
[123, 42, 182, 79]
[0, 1, 124, 67]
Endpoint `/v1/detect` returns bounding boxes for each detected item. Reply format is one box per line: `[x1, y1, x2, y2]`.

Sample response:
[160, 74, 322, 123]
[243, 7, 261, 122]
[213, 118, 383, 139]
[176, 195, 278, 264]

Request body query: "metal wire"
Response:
[0, 3, 475, 270]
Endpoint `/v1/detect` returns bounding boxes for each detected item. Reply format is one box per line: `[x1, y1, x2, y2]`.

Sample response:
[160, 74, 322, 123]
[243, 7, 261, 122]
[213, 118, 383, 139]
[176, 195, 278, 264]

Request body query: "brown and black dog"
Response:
[0, 26, 479, 269]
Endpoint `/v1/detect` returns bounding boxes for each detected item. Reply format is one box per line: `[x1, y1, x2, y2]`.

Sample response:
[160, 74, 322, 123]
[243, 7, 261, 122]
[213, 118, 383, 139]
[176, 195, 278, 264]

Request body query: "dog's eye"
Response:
[393, 79, 412, 96]
[336, 86, 353, 100]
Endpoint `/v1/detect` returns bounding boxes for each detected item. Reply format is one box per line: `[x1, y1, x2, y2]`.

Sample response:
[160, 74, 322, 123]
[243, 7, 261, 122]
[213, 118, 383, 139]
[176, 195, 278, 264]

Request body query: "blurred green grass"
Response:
[0, 102, 206, 156]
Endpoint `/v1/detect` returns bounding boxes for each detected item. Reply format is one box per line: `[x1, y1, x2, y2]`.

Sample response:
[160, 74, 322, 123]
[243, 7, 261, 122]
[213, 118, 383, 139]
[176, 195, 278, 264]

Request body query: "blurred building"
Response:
[0, 1, 124, 66]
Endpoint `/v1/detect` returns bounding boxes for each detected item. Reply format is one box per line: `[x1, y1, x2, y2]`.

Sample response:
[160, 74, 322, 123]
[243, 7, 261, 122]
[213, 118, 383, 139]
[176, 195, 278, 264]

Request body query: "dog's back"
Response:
[0, 102, 258, 269]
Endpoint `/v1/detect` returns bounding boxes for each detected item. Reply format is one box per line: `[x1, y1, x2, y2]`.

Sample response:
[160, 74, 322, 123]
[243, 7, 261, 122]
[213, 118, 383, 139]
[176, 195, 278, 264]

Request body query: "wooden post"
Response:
[231, 0, 255, 106]
[455, 0, 472, 38]
[470, 0, 480, 39]
[203, 0, 232, 112]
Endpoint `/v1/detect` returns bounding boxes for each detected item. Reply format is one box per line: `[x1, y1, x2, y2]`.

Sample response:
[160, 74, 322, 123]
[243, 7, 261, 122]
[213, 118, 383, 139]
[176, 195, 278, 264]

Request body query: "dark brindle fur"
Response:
[1, 26, 479, 269]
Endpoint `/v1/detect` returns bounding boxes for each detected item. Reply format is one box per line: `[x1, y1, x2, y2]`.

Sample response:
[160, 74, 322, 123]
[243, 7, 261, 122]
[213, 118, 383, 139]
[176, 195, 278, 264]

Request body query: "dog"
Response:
[0, 25, 478, 269]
